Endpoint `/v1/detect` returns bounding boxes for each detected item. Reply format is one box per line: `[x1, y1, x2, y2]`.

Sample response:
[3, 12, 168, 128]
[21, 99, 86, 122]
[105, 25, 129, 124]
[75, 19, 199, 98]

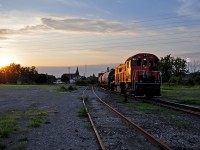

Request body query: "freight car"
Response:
[98, 53, 161, 97]
[98, 68, 115, 91]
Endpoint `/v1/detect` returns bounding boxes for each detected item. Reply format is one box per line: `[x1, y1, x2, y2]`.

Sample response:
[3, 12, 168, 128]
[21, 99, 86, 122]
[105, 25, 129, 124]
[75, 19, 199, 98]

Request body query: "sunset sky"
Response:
[0, 0, 200, 69]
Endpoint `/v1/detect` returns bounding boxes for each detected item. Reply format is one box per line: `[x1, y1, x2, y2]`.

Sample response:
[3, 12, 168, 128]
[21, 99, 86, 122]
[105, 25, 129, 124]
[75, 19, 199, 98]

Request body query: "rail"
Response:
[82, 86, 106, 150]
[92, 86, 172, 150]
[147, 98, 200, 117]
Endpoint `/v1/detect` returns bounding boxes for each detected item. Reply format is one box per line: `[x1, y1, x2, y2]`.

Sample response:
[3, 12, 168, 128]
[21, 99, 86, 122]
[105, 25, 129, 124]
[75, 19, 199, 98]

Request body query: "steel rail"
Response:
[82, 86, 106, 150]
[92, 86, 172, 150]
[100, 87, 200, 117]
[146, 99, 200, 117]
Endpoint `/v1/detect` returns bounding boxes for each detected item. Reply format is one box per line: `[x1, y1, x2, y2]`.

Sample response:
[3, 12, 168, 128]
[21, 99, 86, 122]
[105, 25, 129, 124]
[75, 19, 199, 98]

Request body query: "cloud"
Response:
[0, 29, 13, 34]
[177, 0, 200, 18]
[41, 17, 139, 34]
[0, 25, 50, 38]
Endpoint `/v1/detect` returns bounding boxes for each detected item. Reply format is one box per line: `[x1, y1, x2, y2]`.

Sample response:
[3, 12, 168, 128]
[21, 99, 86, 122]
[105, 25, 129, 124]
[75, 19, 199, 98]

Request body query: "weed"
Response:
[57, 85, 77, 92]
[0, 107, 48, 150]
[0, 111, 21, 138]
[126, 102, 161, 113]
[57, 86, 67, 92]
[28, 111, 48, 128]
[12, 141, 27, 150]
[174, 120, 190, 128]
[67, 85, 77, 91]
[84, 124, 92, 130]
[80, 95, 88, 101]
[78, 107, 87, 118]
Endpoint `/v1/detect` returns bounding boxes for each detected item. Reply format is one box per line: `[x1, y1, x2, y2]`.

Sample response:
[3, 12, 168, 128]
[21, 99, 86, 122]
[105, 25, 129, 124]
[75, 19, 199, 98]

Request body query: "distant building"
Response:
[62, 67, 82, 83]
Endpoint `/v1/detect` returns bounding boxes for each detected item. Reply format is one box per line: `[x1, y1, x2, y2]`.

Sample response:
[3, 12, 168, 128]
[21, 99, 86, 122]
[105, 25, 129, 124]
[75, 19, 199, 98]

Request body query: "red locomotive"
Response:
[99, 53, 161, 97]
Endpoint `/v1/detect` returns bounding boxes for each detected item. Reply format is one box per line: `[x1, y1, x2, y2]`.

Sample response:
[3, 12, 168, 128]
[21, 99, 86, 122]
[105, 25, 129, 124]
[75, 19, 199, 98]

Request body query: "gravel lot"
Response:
[0, 85, 99, 150]
[1, 85, 199, 150]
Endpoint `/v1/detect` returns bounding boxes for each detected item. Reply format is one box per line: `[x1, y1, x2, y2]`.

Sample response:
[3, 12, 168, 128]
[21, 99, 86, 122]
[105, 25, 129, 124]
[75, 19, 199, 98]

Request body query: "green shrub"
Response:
[186, 78, 195, 86]
[168, 76, 180, 85]
[78, 107, 87, 118]
[76, 80, 87, 86]
[68, 85, 77, 91]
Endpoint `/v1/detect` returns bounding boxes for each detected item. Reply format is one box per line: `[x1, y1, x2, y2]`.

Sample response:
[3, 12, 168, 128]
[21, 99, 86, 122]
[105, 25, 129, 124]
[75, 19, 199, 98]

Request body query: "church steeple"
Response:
[75, 66, 79, 76]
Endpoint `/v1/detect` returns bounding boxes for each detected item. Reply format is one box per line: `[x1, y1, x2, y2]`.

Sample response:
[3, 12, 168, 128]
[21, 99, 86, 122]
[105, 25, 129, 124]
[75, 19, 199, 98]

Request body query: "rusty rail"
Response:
[82, 86, 106, 150]
[93, 86, 172, 150]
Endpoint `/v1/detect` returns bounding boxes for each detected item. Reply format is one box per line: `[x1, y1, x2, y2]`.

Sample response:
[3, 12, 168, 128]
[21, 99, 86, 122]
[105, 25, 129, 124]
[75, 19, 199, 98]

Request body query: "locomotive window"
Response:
[137, 58, 141, 66]
[143, 58, 147, 66]
[132, 58, 137, 66]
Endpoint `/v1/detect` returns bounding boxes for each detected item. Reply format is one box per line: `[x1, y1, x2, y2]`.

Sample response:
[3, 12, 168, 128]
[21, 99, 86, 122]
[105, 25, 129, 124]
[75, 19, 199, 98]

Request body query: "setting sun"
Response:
[0, 54, 16, 68]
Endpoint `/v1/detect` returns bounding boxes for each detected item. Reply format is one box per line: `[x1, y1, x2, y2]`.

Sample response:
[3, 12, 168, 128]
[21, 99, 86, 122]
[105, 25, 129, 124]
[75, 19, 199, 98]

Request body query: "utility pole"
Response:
[68, 67, 71, 79]
[85, 64, 87, 77]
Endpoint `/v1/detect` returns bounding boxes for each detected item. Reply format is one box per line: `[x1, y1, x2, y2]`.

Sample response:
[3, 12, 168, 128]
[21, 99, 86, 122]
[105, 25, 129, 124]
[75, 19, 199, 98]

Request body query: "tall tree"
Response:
[61, 74, 70, 83]
[172, 57, 187, 77]
[160, 54, 187, 82]
[0, 63, 38, 84]
[160, 54, 174, 82]
[3, 63, 21, 83]
[20, 66, 38, 84]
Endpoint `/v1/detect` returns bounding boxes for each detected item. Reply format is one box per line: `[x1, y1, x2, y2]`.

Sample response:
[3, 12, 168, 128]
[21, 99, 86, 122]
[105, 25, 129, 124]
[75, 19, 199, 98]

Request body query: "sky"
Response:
[0, 0, 200, 75]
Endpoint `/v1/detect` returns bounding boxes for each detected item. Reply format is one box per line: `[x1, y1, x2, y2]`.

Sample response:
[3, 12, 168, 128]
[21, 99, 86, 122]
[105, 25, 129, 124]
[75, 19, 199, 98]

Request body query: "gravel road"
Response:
[0, 85, 99, 150]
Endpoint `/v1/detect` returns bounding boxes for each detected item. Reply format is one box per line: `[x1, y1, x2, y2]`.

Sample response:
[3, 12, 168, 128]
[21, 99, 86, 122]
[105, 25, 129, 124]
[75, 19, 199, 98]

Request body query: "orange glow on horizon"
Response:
[0, 54, 17, 68]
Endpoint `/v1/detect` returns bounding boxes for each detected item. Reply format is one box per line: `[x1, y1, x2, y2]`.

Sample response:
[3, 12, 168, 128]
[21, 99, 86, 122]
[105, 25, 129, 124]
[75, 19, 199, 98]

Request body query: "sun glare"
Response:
[0, 55, 16, 68]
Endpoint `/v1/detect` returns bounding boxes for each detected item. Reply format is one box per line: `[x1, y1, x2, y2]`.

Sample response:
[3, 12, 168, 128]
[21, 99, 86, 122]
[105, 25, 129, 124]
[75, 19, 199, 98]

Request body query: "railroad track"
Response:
[145, 98, 200, 117]
[82, 86, 171, 150]
[100, 87, 200, 117]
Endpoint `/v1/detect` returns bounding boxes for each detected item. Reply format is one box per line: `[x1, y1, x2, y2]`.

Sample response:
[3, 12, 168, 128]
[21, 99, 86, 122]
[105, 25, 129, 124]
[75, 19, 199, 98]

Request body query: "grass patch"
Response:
[173, 120, 190, 128]
[126, 102, 179, 115]
[84, 124, 92, 130]
[28, 111, 48, 128]
[56, 85, 77, 92]
[0, 107, 48, 150]
[0, 85, 37, 89]
[161, 85, 200, 105]
[0, 111, 21, 138]
[114, 97, 126, 103]
[78, 107, 87, 118]
[127, 102, 165, 113]
[12, 141, 27, 150]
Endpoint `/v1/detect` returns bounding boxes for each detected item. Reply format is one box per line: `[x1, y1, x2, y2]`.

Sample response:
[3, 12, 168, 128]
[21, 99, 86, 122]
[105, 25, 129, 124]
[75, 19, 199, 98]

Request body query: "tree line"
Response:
[0, 54, 199, 85]
[0, 63, 56, 84]
[160, 54, 200, 85]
